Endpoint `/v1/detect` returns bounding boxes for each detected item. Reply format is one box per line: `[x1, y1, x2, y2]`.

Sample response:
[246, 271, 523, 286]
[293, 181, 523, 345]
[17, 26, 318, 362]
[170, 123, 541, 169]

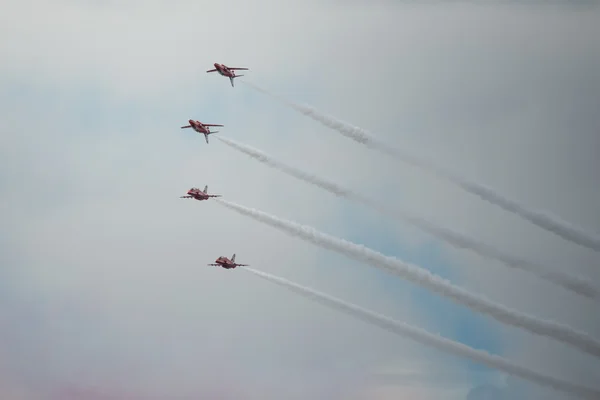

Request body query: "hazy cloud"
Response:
[1, 1, 599, 399]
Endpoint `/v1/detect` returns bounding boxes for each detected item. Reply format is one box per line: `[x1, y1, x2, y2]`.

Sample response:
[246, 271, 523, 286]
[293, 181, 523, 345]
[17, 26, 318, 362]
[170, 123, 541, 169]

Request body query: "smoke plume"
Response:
[215, 198, 600, 359]
[217, 136, 598, 300]
[241, 80, 600, 253]
[242, 267, 600, 400]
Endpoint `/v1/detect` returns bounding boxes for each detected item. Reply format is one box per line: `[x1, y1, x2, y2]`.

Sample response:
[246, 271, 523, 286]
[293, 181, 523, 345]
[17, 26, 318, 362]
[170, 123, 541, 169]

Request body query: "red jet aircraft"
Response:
[181, 119, 224, 143]
[208, 253, 249, 269]
[180, 185, 222, 201]
[206, 63, 249, 87]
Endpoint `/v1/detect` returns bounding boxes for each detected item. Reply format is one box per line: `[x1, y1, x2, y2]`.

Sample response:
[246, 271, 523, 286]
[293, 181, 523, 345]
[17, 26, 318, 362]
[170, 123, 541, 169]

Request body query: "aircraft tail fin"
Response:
[231, 254, 236, 262]
[230, 75, 243, 87]
[203, 185, 208, 194]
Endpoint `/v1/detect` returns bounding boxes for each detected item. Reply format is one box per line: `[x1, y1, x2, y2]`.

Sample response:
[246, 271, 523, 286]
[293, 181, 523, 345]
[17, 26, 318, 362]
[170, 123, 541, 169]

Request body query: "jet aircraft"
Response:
[181, 119, 224, 143]
[180, 185, 221, 201]
[206, 63, 249, 87]
[208, 253, 248, 269]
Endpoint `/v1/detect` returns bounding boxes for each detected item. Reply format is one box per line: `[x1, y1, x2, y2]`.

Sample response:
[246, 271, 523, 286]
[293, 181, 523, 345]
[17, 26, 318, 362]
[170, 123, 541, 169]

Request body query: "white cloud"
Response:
[1, 1, 599, 399]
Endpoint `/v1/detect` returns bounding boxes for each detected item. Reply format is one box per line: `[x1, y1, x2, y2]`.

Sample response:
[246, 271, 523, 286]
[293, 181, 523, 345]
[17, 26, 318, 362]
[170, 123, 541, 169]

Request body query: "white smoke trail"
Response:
[242, 267, 600, 400]
[241, 80, 600, 253]
[215, 198, 600, 359]
[216, 136, 599, 300]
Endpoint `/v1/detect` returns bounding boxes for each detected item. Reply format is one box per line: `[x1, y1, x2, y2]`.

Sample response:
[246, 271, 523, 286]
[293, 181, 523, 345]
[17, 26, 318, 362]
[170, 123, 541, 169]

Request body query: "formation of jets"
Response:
[180, 63, 251, 270]
[181, 63, 249, 144]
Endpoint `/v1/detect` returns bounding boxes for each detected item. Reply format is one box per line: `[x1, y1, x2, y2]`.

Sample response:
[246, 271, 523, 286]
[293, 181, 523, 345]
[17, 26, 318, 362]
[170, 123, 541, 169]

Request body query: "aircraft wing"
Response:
[207, 263, 220, 266]
[206, 69, 217, 73]
[181, 125, 192, 129]
[229, 68, 249, 70]
[203, 124, 224, 127]
[207, 195, 222, 198]
[179, 195, 193, 198]
[235, 264, 249, 267]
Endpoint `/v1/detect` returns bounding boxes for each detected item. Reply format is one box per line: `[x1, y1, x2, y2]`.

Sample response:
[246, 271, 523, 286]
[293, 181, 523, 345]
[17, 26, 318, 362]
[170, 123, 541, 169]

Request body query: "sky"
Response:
[1, 0, 599, 399]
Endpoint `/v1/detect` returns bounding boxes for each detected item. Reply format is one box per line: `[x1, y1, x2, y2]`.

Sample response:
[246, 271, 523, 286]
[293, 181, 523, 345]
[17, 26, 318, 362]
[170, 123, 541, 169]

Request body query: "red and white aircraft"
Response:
[208, 253, 249, 269]
[206, 63, 249, 87]
[181, 119, 224, 143]
[180, 185, 222, 201]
